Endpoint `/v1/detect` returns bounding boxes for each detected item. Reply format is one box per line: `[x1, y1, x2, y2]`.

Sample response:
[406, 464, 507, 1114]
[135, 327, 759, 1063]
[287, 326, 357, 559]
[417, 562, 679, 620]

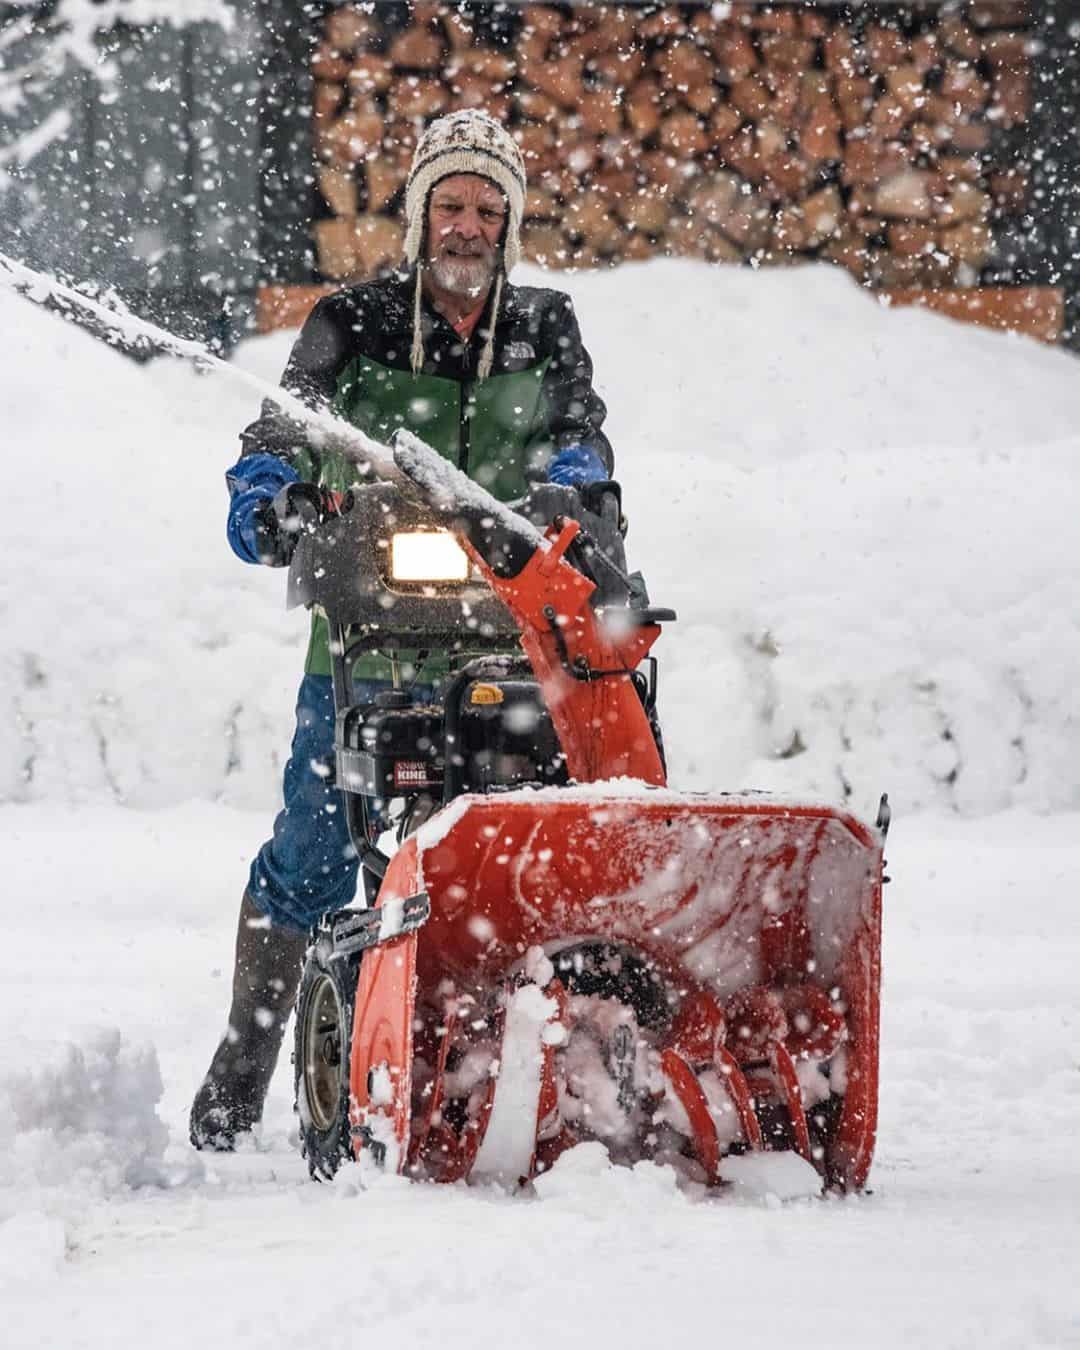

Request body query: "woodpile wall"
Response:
[311, 1, 1033, 290]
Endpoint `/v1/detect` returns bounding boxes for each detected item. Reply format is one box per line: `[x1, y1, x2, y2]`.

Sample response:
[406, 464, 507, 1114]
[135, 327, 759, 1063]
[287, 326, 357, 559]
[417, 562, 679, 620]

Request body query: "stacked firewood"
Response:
[312, 1, 1031, 287]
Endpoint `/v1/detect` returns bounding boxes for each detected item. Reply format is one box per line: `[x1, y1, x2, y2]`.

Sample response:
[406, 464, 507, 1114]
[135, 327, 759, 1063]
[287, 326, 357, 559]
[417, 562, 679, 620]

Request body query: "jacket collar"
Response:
[381, 265, 521, 335]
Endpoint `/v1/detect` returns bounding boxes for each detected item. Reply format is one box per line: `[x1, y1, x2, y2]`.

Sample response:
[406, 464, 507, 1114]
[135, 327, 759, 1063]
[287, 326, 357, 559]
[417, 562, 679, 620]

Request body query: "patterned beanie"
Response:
[403, 110, 527, 380]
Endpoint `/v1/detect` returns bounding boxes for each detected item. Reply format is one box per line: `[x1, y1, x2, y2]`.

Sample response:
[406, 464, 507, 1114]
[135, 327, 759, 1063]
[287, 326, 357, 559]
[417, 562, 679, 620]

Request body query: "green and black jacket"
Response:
[238, 267, 614, 678]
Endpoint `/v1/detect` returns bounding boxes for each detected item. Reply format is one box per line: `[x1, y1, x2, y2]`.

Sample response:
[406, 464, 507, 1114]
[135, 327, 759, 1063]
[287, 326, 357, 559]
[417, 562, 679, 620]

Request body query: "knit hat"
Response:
[403, 110, 527, 380]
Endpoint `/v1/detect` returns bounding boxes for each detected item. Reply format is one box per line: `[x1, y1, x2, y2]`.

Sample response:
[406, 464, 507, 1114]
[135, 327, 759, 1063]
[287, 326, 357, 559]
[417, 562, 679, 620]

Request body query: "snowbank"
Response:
[3, 259, 1079, 814]
[0, 1029, 168, 1209]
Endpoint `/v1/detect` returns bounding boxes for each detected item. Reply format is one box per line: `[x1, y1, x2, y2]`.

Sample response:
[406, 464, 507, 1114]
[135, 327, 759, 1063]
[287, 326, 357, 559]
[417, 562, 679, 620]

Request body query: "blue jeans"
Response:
[248, 674, 433, 932]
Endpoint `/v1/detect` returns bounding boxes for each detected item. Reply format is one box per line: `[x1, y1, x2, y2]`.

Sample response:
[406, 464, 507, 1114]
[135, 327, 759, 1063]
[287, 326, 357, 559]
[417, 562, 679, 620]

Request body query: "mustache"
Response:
[436, 234, 493, 258]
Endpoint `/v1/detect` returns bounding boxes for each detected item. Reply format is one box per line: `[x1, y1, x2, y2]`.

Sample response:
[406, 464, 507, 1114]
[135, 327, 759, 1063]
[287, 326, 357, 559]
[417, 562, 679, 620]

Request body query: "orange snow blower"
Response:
[291, 438, 886, 1194]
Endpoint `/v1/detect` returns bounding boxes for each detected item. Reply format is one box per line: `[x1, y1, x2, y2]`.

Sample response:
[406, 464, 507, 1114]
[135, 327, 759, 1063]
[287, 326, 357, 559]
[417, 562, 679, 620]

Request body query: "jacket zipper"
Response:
[457, 379, 471, 472]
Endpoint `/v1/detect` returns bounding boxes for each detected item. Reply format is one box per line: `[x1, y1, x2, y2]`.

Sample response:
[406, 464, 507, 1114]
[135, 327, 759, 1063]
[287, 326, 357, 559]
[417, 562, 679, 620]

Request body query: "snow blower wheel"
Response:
[294, 942, 356, 1181]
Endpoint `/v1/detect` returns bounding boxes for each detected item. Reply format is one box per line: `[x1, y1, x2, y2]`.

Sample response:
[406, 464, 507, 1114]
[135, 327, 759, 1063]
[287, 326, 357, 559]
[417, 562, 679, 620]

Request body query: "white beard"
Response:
[428, 251, 496, 299]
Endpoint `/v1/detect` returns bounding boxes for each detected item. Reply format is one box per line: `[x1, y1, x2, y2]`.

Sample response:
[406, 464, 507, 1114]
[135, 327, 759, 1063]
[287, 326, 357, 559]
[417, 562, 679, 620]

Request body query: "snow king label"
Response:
[393, 759, 436, 790]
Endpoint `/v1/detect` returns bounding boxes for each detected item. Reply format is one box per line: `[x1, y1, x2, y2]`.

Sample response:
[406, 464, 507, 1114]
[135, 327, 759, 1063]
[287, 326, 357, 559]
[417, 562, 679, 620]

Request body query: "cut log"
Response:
[842, 136, 909, 188]
[886, 64, 928, 115]
[443, 10, 475, 52]
[515, 122, 558, 170]
[388, 77, 449, 122]
[687, 172, 744, 226]
[799, 97, 843, 161]
[875, 167, 936, 220]
[522, 222, 569, 265]
[910, 32, 943, 73]
[353, 214, 405, 275]
[713, 30, 758, 80]
[967, 1, 1029, 27]
[715, 196, 772, 250]
[389, 27, 444, 71]
[319, 166, 359, 217]
[616, 188, 670, 236]
[621, 229, 658, 261]
[639, 149, 698, 197]
[564, 189, 625, 252]
[318, 106, 385, 167]
[522, 6, 564, 40]
[939, 62, 991, 116]
[313, 40, 350, 82]
[515, 89, 559, 123]
[457, 47, 517, 84]
[348, 54, 393, 98]
[871, 94, 913, 138]
[989, 167, 1028, 213]
[365, 157, 406, 212]
[314, 81, 345, 122]
[591, 48, 645, 87]
[936, 181, 990, 225]
[523, 54, 585, 108]
[887, 220, 938, 257]
[626, 80, 664, 138]
[708, 103, 744, 147]
[659, 109, 708, 158]
[762, 147, 815, 199]
[446, 69, 493, 110]
[720, 124, 767, 184]
[525, 186, 561, 220]
[800, 183, 843, 247]
[865, 25, 909, 68]
[729, 74, 772, 120]
[656, 39, 715, 93]
[639, 9, 687, 40]
[325, 6, 376, 56]
[591, 166, 637, 201]
[758, 34, 816, 72]
[938, 218, 993, 267]
[579, 86, 625, 137]
[940, 16, 982, 61]
[752, 7, 799, 35]
[992, 68, 1030, 127]
[314, 217, 359, 279]
[937, 153, 986, 184]
[981, 31, 1029, 68]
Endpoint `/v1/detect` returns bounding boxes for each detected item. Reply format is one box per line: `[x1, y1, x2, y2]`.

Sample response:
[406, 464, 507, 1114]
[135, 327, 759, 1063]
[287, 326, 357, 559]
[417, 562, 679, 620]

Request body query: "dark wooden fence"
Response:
[0, 0, 317, 351]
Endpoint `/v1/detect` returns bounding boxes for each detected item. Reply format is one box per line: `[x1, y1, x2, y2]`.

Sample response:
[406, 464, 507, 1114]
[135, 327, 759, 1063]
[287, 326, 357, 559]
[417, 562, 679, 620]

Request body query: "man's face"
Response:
[426, 174, 506, 300]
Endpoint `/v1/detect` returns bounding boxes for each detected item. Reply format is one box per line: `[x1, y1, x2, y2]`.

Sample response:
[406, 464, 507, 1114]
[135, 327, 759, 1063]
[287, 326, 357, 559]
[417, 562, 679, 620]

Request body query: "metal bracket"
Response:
[331, 892, 431, 960]
[876, 792, 891, 839]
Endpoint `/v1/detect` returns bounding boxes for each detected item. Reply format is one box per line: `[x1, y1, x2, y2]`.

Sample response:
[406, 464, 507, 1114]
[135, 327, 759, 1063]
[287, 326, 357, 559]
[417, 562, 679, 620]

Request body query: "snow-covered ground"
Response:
[1, 804, 1077, 1348]
[2, 257, 1079, 1345]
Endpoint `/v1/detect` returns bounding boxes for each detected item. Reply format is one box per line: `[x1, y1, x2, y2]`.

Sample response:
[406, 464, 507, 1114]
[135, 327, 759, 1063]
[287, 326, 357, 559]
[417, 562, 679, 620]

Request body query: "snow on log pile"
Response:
[2, 256, 1078, 816]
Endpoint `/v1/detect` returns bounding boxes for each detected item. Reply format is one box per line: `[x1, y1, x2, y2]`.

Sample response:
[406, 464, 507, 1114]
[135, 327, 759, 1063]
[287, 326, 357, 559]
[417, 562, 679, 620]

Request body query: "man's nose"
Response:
[454, 208, 483, 239]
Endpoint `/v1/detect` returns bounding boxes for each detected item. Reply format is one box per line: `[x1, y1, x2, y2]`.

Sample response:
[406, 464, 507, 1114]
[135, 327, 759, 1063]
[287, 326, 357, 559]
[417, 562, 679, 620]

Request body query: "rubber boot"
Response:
[190, 891, 308, 1150]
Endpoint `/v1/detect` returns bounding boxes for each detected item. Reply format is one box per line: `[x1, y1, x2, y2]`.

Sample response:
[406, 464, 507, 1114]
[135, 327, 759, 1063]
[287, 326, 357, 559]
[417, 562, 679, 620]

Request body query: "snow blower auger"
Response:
[290, 434, 886, 1195]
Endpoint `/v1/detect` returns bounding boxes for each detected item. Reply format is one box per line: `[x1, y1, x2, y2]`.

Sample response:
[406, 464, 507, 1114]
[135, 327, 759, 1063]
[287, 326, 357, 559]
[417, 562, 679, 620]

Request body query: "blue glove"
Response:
[225, 452, 300, 564]
[546, 445, 608, 488]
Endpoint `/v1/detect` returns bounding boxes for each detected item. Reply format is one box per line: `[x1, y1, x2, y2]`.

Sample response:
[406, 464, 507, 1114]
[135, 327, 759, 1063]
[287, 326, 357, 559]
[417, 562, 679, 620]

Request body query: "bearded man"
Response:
[191, 110, 616, 1149]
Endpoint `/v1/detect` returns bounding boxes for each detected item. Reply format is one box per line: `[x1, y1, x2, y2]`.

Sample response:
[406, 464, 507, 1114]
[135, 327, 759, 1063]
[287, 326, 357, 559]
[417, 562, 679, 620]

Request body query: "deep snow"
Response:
[1, 257, 1079, 1346]
[0, 804, 1077, 1348]
[3, 258, 1080, 815]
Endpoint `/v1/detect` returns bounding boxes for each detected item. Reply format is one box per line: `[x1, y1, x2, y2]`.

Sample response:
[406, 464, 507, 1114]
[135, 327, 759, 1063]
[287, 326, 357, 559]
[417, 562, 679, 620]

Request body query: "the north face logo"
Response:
[504, 341, 535, 362]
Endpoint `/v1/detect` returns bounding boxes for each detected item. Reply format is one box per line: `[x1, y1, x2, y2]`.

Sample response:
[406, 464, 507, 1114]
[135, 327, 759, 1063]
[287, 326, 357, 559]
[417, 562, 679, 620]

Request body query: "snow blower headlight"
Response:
[389, 529, 469, 583]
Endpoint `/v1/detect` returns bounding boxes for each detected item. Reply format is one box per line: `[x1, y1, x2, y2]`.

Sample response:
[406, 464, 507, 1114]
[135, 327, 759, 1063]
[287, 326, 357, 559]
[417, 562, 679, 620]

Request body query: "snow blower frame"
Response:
[290, 446, 886, 1195]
